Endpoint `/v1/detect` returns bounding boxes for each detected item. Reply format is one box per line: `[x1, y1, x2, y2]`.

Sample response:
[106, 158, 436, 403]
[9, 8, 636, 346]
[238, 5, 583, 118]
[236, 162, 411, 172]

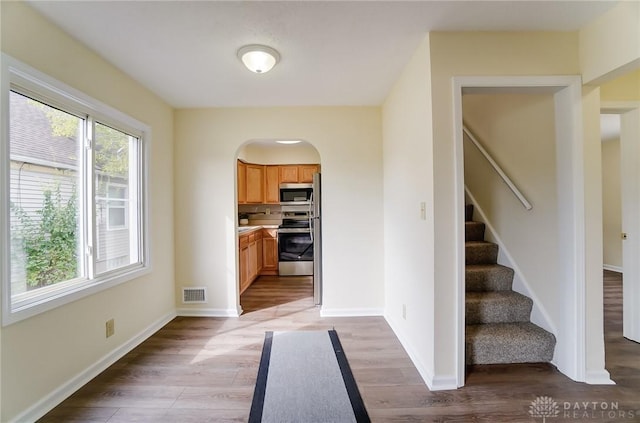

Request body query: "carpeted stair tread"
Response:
[464, 203, 555, 366]
[466, 291, 532, 324]
[466, 264, 514, 292]
[466, 322, 556, 364]
[465, 241, 498, 265]
[465, 221, 486, 242]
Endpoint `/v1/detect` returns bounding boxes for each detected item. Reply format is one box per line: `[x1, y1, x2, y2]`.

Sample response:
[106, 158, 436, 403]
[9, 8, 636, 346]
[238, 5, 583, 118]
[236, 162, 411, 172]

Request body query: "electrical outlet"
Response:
[265, 208, 270, 215]
[402, 304, 407, 320]
[106, 319, 115, 338]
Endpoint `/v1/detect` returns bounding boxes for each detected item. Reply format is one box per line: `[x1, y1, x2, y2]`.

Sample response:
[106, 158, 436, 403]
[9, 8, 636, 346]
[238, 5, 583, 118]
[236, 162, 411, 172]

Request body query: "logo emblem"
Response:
[529, 396, 560, 422]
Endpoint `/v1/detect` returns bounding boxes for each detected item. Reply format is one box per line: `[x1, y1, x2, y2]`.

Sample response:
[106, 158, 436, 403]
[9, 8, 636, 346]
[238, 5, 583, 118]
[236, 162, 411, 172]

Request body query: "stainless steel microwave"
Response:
[280, 183, 313, 205]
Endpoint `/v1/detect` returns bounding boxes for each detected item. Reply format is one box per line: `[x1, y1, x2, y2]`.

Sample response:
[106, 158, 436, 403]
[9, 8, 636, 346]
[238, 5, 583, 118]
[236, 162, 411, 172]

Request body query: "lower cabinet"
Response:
[262, 229, 278, 275]
[239, 228, 270, 294]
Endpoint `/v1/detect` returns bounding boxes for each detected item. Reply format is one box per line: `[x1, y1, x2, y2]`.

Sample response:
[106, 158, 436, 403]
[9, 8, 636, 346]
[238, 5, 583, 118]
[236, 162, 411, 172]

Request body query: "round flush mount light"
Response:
[237, 44, 280, 74]
[276, 140, 301, 144]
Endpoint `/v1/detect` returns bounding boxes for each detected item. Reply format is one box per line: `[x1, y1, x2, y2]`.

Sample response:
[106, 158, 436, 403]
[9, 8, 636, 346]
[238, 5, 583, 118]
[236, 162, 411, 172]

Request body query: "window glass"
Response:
[9, 91, 84, 295]
[94, 123, 139, 274]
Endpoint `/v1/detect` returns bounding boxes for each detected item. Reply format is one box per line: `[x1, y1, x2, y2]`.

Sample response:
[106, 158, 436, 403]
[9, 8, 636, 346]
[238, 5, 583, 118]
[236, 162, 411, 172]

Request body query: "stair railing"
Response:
[463, 123, 533, 211]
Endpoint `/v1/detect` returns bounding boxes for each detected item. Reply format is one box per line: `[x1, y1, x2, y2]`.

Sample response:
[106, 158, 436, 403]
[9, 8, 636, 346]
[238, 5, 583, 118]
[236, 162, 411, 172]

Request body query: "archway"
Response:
[234, 139, 322, 314]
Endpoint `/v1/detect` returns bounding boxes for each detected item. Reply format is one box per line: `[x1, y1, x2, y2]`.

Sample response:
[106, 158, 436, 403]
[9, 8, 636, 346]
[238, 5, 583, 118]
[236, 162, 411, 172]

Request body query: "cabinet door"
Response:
[257, 237, 263, 273]
[279, 165, 299, 183]
[248, 240, 258, 281]
[239, 244, 249, 293]
[262, 230, 279, 274]
[298, 165, 319, 183]
[264, 166, 280, 204]
[246, 164, 264, 203]
[237, 161, 247, 204]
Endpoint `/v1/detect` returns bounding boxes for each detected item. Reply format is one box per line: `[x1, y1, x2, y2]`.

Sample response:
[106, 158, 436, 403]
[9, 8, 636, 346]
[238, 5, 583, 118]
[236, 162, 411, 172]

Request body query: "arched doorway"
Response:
[235, 139, 322, 313]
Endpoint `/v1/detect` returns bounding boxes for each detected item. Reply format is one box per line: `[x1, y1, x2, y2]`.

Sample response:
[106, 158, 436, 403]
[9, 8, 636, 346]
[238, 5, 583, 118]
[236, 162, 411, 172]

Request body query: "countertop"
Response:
[237, 224, 279, 234]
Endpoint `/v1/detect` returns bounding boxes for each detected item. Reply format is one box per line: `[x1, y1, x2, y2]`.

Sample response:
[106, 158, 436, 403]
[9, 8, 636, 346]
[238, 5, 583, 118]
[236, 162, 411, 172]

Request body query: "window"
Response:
[105, 184, 128, 230]
[1, 55, 150, 324]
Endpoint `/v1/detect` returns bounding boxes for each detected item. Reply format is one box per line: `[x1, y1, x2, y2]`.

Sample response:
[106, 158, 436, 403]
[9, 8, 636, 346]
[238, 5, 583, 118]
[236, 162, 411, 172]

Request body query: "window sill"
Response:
[2, 264, 151, 326]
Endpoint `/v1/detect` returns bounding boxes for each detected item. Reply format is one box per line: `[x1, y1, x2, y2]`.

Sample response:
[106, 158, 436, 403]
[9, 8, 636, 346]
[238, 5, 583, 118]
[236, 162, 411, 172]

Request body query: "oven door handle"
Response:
[278, 228, 311, 234]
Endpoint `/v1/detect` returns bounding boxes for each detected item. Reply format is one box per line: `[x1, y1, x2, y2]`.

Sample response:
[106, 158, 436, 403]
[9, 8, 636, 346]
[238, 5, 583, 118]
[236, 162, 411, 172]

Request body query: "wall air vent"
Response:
[182, 287, 207, 303]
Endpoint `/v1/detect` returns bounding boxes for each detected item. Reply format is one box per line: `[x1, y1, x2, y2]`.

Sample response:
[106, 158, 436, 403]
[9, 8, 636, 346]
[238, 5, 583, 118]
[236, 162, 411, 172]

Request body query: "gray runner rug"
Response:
[249, 330, 370, 423]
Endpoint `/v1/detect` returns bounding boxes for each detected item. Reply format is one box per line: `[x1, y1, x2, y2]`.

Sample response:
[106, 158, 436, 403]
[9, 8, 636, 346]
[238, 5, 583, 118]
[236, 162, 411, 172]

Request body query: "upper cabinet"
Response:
[264, 166, 280, 204]
[299, 165, 319, 183]
[245, 164, 264, 203]
[279, 165, 299, 183]
[238, 160, 320, 204]
[237, 161, 247, 203]
[280, 164, 319, 183]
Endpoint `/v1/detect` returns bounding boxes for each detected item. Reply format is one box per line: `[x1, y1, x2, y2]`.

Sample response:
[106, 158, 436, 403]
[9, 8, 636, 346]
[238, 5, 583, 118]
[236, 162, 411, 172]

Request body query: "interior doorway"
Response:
[601, 103, 640, 344]
[235, 139, 322, 314]
[453, 76, 591, 387]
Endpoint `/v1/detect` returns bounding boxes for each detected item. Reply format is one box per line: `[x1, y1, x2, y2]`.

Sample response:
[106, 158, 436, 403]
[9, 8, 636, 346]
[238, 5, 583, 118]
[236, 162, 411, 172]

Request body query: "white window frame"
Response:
[1, 54, 151, 326]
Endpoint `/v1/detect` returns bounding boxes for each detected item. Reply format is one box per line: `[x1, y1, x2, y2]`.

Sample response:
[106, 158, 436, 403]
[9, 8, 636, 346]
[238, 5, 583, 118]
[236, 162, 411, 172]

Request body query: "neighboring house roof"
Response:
[10, 91, 79, 170]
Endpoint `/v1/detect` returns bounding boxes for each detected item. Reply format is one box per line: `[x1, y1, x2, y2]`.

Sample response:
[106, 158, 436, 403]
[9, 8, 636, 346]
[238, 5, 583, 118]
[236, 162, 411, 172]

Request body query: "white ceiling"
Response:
[27, 1, 618, 108]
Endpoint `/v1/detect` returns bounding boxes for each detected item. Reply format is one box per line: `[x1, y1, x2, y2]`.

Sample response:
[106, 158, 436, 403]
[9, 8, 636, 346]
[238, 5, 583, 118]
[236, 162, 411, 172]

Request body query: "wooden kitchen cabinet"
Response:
[237, 161, 247, 204]
[279, 164, 320, 183]
[261, 228, 278, 275]
[246, 164, 265, 203]
[239, 234, 250, 292]
[279, 165, 299, 183]
[264, 166, 280, 204]
[299, 165, 319, 182]
[238, 161, 320, 205]
[239, 228, 267, 293]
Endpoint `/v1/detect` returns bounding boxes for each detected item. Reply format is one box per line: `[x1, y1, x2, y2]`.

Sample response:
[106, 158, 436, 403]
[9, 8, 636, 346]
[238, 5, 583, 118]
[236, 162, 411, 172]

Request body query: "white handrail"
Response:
[463, 124, 533, 211]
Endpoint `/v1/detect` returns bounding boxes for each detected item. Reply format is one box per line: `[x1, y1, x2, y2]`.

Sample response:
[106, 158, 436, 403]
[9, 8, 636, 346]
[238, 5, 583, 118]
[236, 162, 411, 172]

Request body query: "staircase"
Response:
[465, 204, 556, 365]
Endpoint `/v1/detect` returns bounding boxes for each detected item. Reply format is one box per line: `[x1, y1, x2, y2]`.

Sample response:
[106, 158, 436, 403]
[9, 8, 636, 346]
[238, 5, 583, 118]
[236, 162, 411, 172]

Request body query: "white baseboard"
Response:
[585, 369, 616, 385]
[429, 374, 459, 391]
[383, 314, 459, 391]
[12, 310, 177, 423]
[320, 307, 384, 317]
[176, 307, 240, 317]
[603, 264, 623, 273]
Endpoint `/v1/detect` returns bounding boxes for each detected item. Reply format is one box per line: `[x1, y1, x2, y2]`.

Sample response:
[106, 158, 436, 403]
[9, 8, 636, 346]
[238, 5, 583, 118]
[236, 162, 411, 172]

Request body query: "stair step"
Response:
[465, 204, 474, 222]
[465, 241, 498, 265]
[465, 221, 485, 242]
[466, 264, 514, 292]
[466, 322, 556, 365]
[466, 291, 532, 324]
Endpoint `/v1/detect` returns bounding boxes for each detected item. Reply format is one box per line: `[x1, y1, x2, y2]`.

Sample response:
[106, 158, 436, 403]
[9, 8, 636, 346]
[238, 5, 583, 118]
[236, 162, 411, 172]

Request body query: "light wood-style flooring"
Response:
[39, 272, 640, 422]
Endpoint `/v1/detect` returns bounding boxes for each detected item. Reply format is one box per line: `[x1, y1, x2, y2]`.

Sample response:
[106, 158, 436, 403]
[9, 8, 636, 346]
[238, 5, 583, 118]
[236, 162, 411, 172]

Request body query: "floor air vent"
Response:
[182, 287, 207, 303]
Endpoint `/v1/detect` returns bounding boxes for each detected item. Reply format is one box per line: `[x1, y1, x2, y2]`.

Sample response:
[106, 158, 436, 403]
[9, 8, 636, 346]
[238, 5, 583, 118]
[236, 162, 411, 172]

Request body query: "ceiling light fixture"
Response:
[276, 140, 301, 144]
[237, 44, 280, 74]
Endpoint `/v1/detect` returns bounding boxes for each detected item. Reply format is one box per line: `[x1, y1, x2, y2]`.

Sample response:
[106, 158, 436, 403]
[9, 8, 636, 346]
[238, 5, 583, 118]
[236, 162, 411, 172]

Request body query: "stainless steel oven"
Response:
[278, 218, 313, 276]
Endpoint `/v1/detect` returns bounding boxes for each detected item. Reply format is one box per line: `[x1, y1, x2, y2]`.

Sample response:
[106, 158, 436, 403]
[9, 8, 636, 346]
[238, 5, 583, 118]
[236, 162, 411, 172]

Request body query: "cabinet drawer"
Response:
[239, 236, 249, 249]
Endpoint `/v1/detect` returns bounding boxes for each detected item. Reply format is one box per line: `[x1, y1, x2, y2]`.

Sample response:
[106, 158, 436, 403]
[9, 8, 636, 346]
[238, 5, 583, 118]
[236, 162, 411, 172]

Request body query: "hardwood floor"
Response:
[39, 272, 640, 422]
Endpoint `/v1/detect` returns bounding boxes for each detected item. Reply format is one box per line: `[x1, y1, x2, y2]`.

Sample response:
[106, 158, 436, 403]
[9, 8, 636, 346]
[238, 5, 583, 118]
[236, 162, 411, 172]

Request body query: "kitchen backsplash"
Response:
[238, 204, 283, 224]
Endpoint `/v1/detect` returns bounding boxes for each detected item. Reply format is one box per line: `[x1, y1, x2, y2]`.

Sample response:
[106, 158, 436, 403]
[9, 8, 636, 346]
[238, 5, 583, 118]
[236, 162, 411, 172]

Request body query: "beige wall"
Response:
[463, 93, 559, 329]
[1, 3, 175, 421]
[382, 35, 436, 386]
[602, 138, 622, 269]
[238, 142, 321, 164]
[174, 107, 384, 315]
[579, 1, 640, 85]
[600, 69, 640, 102]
